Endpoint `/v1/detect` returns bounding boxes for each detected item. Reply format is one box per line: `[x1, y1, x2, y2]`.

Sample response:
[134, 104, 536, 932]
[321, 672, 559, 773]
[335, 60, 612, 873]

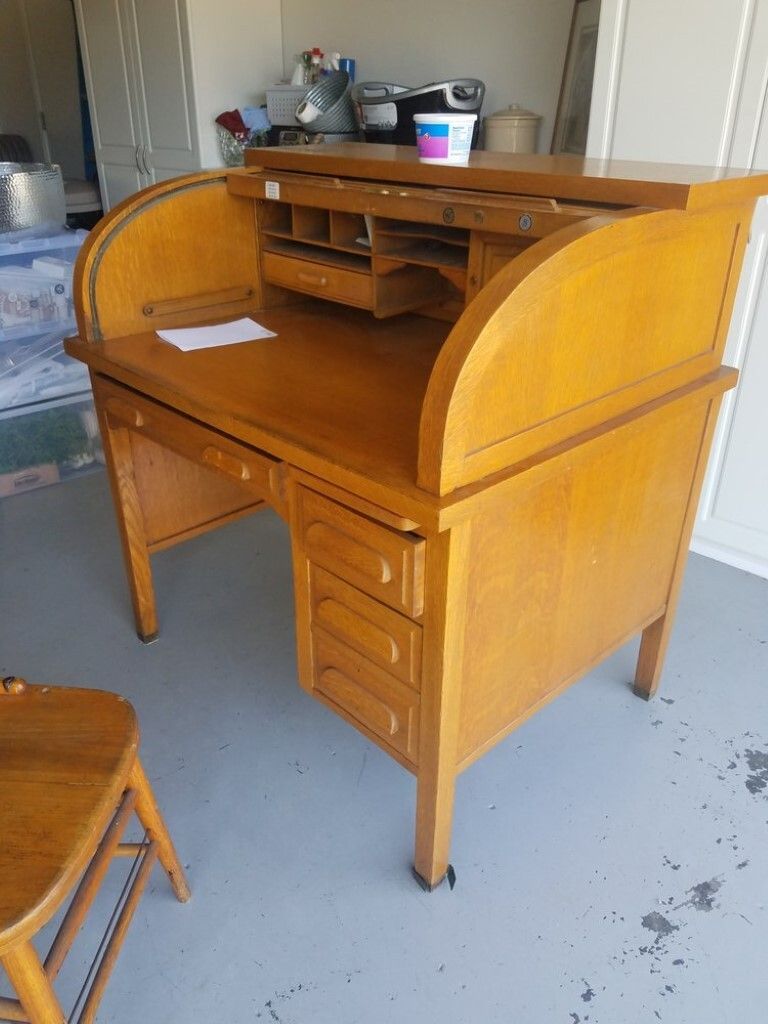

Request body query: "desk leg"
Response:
[413, 523, 471, 890]
[97, 408, 158, 643]
[634, 397, 722, 700]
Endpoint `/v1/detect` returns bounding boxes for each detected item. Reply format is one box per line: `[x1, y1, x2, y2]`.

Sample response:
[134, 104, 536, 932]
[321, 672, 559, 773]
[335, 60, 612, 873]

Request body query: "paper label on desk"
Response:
[265, 180, 280, 200]
[156, 318, 277, 351]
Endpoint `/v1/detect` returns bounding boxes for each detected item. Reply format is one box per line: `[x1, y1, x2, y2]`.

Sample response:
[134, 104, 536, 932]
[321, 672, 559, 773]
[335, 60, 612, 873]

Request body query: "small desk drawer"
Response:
[310, 567, 422, 690]
[262, 251, 374, 309]
[311, 628, 420, 764]
[94, 376, 284, 510]
[295, 486, 425, 617]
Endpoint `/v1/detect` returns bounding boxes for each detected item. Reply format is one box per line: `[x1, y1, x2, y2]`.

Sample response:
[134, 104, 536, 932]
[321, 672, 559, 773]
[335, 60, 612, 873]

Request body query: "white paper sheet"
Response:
[156, 317, 277, 351]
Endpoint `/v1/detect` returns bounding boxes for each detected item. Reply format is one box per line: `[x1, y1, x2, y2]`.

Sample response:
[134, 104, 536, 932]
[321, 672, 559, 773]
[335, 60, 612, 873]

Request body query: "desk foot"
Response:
[138, 630, 159, 645]
[411, 864, 455, 892]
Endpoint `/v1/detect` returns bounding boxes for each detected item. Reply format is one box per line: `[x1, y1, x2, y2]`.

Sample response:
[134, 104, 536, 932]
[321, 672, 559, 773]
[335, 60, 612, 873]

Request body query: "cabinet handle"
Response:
[297, 271, 328, 287]
[141, 144, 152, 176]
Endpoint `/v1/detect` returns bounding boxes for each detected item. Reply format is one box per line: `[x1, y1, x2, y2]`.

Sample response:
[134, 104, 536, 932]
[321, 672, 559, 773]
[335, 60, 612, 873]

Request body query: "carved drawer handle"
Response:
[202, 446, 251, 481]
[297, 271, 329, 287]
[105, 397, 144, 427]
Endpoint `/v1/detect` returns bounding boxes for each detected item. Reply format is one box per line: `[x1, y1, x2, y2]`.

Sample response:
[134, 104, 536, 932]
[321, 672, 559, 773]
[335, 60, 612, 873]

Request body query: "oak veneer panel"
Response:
[130, 434, 262, 550]
[75, 172, 262, 341]
[419, 204, 750, 493]
[455, 391, 715, 764]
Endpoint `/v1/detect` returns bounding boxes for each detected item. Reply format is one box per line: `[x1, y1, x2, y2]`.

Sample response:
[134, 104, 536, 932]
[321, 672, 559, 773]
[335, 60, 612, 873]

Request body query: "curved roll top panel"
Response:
[74, 171, 262, 342]
[418, 202, 751, 495]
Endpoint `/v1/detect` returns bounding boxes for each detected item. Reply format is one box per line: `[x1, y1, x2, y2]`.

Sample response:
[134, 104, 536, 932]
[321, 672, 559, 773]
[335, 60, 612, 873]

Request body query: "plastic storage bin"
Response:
[266, 84, 311, 126]
[0, 397, 102, 498]
[0, 227, 97, 498]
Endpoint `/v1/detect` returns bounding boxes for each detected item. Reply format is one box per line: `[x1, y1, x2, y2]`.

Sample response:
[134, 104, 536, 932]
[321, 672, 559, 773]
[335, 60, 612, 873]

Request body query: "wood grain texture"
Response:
[65, 151, 754, 885]
[418, 204, 751, 494]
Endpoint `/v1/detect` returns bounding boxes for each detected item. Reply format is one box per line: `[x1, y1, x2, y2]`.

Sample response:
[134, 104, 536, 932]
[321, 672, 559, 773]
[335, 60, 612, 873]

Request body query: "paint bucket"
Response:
[413, 113, 477, 164]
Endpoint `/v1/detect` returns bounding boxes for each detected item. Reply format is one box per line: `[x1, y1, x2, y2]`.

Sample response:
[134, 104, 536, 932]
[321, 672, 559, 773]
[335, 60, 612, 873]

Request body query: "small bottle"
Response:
[310, 47, 323, 83]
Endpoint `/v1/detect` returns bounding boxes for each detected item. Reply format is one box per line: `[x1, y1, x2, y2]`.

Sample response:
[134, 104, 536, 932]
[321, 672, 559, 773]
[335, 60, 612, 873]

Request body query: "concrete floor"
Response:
[1, 470, 767, 1024]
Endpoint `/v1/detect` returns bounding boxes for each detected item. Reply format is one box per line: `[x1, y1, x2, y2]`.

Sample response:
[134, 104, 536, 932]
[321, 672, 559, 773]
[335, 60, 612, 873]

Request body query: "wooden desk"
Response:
[66, 148, 768, 889]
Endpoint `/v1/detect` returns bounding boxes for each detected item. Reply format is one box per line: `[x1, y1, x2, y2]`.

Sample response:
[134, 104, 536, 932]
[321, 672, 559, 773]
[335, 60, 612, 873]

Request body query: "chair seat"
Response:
[0, 687, 137, 955]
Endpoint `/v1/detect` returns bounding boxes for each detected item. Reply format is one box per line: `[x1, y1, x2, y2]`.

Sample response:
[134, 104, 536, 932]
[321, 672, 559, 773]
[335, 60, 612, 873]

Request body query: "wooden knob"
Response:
[1, 676, 27, 695]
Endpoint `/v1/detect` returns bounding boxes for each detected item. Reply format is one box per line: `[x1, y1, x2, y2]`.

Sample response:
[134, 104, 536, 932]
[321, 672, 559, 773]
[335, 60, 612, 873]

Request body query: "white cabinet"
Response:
[73, 0, 284, 210]
[74, 0, 199, 209]
[588, 0, 768, 580]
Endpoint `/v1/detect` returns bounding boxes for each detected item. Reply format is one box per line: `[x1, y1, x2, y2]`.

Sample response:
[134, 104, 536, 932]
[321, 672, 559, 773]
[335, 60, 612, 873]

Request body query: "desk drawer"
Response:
[295, 486, 425, 617]
[262, 251, 374, 309]
[94, 376, 284, 510]
[311, 628, 419, 764]
[310, 567, 422, 690]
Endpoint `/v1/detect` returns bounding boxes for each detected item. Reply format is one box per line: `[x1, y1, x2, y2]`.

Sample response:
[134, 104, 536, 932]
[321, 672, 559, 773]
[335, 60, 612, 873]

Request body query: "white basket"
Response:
[266, 84, 311, 126]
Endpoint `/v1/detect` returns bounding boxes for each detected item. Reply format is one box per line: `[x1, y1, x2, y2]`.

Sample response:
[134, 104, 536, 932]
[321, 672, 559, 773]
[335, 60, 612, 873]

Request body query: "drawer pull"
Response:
[319, 668, 399, 737]
[297, 270, 329, 287]
[105, 397, 144, 427]
[316, 597, 399, 666]
[201, 446, 250, 481]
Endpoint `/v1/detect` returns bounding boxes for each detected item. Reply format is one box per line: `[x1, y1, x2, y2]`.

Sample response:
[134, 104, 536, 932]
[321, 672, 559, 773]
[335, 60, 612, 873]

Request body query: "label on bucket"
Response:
[415, 120, 474, 161]
[361, 102, 398, 129]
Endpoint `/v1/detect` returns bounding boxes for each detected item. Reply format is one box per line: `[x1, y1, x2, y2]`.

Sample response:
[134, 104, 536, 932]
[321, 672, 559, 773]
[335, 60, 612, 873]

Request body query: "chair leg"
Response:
[129, 758, 191, 902]
[2, 942, 66, 1024]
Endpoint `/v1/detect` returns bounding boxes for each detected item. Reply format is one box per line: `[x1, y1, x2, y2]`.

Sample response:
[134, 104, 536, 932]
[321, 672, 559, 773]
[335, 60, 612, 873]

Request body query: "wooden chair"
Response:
[0, 676, 190, 1024]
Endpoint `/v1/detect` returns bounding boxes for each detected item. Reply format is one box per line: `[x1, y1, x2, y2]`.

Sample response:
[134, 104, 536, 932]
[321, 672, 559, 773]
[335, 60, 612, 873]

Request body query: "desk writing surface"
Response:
[68, 302, 450, 503]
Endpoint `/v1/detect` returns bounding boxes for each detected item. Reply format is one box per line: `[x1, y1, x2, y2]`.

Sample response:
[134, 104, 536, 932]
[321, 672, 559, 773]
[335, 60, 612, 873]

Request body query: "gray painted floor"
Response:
[1, 471, 767, 1024]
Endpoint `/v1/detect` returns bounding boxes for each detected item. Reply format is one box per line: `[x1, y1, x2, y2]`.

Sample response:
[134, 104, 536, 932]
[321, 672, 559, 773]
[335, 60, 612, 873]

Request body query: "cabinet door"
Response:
[128, 0, 200, 179]
[74, 0, 149, 209]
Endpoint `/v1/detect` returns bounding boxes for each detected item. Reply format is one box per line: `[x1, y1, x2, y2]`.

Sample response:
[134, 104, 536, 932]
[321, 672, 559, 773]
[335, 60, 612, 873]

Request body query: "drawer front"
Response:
[311, 628, 419, 764]
[296, 486, 425, 617]
[94, 376, 285, 512]
[310, 567, 422, 690]
[262, 251, 374, 309]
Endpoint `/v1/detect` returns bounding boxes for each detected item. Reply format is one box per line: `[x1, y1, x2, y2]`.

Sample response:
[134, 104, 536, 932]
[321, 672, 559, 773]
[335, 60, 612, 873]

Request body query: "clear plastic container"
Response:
[0, 329, 89, 412]
[0, 396, 102, 499]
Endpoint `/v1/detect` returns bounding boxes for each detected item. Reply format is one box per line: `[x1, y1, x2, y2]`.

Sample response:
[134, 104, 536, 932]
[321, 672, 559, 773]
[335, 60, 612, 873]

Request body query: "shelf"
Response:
[375, 220, 470, 247]
[375, 241, 469, 270]
[262, 229, 372, 259]
[262, 236, 372, 273]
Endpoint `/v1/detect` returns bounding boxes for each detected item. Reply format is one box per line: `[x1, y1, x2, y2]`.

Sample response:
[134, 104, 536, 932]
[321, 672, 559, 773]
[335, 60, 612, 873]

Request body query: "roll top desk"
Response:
[66, 146, 768, 888]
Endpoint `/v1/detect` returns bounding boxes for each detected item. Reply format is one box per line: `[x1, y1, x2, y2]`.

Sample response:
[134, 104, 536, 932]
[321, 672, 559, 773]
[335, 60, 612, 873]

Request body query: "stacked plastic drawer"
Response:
[0, 229, 101, 498]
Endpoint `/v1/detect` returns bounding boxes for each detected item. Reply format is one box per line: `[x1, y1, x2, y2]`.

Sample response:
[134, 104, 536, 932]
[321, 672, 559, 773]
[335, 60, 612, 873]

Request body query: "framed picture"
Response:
[551, 0, 602, 155]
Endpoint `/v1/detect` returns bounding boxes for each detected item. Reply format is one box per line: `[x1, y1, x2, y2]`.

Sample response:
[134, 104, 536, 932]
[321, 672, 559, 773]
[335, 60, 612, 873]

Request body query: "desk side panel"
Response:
[74, 171, 264, 341]
[454, 384, 721, 766]
[419, 203, 753, 495]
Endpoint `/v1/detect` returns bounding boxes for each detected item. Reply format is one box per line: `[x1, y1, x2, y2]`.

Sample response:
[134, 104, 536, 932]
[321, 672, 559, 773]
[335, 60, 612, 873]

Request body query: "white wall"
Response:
[0, 0, 44, 159]
[587, 0, 768, 580]
[187, 0, 284, 167]
[279, 0, 575, 151]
